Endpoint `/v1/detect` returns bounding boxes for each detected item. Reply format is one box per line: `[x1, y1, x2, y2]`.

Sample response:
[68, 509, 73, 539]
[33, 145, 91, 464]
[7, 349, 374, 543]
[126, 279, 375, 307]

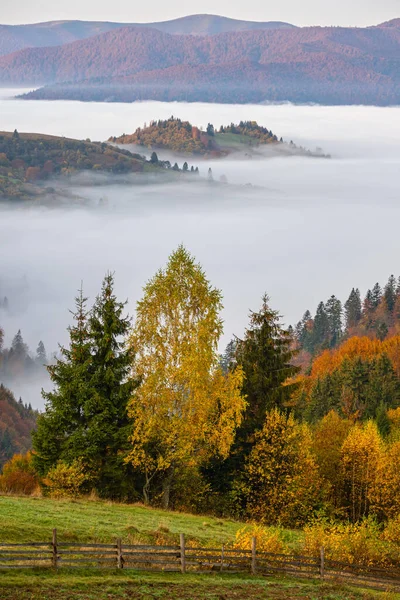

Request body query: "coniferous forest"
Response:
[2, 249, 400, 553]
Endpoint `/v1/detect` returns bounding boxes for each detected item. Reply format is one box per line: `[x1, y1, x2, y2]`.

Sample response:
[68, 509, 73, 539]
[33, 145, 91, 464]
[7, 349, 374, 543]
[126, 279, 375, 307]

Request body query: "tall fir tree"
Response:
[235, 294, 300, 441]
[372, 283, 382, 309]
[35, 341, 47, 365]
[312, 302, 330, 352]
[325, 295, 343, 347]
[384, 274, 397, 314]
[85, 273, 137, 498]
[33, 276, 138, 499]
[33, 287, 93, 476]
[344, 288, 362, 331]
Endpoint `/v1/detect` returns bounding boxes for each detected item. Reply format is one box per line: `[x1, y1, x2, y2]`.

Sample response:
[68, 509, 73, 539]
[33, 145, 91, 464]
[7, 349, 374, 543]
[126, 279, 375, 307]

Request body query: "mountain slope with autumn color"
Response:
[0, 21, 398, 105]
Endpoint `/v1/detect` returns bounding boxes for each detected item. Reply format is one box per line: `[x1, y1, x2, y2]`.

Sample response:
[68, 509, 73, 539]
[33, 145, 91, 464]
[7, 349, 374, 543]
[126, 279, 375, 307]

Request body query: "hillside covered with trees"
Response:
[0, 130, 197, 201]
[110, 117, 329, 159]
[5, 22, 399, 106]
[0, 386, 37, 469]
[0, 15, 295, 57]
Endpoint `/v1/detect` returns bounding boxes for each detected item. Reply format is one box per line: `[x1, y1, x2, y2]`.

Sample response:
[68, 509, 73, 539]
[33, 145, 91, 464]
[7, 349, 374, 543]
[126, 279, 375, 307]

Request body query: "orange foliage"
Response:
[310, 336, 400, 380]
[0, 451, 38, 495]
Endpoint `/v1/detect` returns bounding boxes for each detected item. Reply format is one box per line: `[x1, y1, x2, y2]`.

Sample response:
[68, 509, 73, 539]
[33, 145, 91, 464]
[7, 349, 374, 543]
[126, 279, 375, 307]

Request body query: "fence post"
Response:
[52, 528, 58, 569]
[180, 533, 186, 574]
[251, 536, 257, 575]
[116, 538, 123, 569]
[320, 546, 325, 579]
[221, 544, 224, 572]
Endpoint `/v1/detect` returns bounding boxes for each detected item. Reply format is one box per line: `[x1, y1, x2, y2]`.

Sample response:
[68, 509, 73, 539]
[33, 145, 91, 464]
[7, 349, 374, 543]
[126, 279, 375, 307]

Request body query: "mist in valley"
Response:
[1, 90, 400, 409]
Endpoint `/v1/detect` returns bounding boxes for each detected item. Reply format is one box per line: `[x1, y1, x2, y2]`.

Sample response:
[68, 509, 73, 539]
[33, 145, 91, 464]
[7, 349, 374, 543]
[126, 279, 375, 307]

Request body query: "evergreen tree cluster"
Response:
[296, 274, 400, 355]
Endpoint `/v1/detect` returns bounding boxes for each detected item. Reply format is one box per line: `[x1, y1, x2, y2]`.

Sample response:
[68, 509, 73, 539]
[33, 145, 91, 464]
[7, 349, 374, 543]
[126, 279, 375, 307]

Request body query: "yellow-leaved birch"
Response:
[126, 246, 245, 507]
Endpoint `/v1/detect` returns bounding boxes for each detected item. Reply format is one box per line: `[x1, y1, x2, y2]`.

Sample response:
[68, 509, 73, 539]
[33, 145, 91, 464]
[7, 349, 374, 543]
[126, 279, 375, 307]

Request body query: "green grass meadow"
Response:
[0, 496, 398, 599]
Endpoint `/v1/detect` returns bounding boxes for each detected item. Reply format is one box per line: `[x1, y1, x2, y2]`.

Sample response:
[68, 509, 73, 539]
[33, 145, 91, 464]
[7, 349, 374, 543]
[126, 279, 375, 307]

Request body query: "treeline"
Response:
[2, 249, 400, 531]
[0, 318, 47, 466]
[0, 325, 48, 384]
[218, 120, 279, 143]
[295, 274, 400, 357]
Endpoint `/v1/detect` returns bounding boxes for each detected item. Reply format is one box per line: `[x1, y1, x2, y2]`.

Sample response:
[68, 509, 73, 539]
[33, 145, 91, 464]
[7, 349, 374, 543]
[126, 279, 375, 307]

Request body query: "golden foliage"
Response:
[44, 460, 87, 499]
[126, 246, 246, 500]
[303, 518, 395, 567]
[369, 441, 400, 520]
[234, 524, 288, 554]
[312, 411, 352, 511]
[340, 421, 383, 522]
[246, 409, 322, 527]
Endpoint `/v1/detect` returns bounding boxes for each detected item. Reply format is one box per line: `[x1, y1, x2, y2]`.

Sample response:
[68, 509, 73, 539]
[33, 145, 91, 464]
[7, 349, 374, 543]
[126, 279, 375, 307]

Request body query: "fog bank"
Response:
[1, 92, 399, 408]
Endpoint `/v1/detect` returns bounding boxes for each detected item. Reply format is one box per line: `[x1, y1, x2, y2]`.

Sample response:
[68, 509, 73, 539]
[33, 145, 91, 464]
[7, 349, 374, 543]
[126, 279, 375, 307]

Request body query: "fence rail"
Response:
[0, 529, 399, 589]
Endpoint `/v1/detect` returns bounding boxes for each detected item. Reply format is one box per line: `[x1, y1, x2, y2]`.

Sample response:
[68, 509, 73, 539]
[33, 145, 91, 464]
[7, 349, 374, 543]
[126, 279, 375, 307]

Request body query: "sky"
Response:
[1, 0, 399, 27]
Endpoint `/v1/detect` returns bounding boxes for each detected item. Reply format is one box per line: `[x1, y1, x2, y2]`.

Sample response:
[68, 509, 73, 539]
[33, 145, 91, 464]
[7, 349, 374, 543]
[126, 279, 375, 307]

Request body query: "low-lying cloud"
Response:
[1, 92, 400, 408]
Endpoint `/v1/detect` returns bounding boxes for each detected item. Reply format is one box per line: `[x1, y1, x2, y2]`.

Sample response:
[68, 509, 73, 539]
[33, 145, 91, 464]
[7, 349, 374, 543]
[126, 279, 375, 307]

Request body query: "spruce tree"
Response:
[84, 272, 137, 498]
[11, 330, 28, 360]
[33, 288, 93, 476]
[312, 302, 330, 352]
[344, 288, 362, 331]
[35, 341, 47, 365]
[372, 283, 382, 308]
[325, 295, 343, 348]
[235, 294, 300, 440]
[384, 275, 397, 313]
[33, 276, 138, 499]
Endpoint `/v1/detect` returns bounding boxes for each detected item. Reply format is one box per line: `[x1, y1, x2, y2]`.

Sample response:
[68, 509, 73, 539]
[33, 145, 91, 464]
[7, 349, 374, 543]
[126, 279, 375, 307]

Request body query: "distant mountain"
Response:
[3, 22, 399, 105]
[0, 15, 295, 57]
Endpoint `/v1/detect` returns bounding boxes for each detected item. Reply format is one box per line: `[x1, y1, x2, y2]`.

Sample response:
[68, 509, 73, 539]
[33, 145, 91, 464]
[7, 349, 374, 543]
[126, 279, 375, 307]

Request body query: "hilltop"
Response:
[0, 15, 295, 57]
[2, 22, 399, 105]
[110, 118, 329, 159]
[110, 118, 281, 157]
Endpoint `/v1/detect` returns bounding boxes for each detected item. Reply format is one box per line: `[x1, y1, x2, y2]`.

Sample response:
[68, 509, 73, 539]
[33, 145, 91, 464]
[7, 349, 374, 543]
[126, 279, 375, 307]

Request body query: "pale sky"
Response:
[1, 0, 399, 27]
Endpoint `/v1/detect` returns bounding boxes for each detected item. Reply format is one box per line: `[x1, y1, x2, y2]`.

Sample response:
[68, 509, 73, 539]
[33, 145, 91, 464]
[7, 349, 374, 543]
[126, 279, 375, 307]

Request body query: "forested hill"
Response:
[0, 385, 37, 469]
[110, 118, 329, 158]
[0, 15, 295, 57]
[5, 22, 400, 105]
[111, 118, 280, 156]
[0, 130, 195, 201]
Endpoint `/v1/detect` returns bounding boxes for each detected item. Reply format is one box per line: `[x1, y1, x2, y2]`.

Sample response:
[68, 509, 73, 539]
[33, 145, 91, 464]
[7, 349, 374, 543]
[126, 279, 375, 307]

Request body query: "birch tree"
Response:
[126, 246, 245, 508]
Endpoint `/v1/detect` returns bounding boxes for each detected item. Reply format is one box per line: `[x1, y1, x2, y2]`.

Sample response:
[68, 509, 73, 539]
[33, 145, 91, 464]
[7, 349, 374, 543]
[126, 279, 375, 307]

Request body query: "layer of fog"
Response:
[0, 90, 400, 408]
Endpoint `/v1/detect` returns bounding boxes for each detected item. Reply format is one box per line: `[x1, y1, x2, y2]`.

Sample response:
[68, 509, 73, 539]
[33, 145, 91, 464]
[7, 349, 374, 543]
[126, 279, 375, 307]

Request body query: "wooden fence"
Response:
[1, 530, 400, 589]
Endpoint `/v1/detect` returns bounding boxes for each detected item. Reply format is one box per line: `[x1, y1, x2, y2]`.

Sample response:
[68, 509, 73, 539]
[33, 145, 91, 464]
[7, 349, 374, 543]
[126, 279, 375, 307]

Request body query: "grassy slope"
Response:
[0, 497, 396, 598]
[0, 496, 241, 546]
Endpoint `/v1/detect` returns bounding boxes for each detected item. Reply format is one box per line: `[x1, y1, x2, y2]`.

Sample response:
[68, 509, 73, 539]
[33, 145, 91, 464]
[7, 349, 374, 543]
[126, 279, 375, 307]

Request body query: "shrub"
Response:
[43, 460, 88, 499]
[303, 517, 395, 567]
[0, 451, 39, 495]
[234, 524, 288, 555]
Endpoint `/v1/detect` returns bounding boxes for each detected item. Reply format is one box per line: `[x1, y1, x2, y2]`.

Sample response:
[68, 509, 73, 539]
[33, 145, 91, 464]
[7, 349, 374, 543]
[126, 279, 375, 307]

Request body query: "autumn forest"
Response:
[1, 245, 400, 564]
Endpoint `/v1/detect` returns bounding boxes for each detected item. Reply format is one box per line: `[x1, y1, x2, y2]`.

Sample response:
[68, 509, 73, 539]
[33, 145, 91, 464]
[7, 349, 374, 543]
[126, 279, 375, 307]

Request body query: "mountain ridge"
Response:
[2, 23, 399, 105]
[0, 14, 295, 57]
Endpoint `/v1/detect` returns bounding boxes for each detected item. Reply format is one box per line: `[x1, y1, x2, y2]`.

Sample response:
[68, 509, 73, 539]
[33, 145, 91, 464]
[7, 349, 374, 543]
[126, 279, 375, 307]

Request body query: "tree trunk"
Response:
[162, 467, 174, 510]
[143, 470, 151, 505]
